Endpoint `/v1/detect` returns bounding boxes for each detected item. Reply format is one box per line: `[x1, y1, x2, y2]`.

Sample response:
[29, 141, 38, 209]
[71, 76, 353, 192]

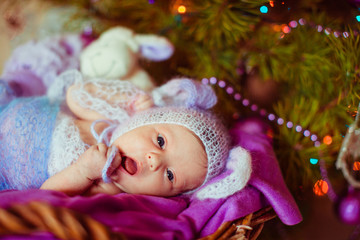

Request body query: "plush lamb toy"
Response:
[80, 26, 174, 91]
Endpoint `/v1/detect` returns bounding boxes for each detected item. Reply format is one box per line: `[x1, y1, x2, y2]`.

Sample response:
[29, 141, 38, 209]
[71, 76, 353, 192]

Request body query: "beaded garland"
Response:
[278, 18, 358, 39]
[201, 76, 322, 148]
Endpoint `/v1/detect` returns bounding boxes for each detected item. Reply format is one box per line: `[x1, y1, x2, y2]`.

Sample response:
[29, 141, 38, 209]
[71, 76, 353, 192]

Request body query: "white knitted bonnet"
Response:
[105, 78, 251, 200]
[110, 106, 231, 188]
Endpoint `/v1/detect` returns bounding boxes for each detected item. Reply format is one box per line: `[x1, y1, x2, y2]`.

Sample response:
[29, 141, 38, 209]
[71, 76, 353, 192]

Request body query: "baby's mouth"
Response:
[121, 156, 138, 175]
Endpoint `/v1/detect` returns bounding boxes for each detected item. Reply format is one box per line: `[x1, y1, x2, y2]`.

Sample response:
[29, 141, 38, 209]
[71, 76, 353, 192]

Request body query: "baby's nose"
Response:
[146, 153, 162, 171]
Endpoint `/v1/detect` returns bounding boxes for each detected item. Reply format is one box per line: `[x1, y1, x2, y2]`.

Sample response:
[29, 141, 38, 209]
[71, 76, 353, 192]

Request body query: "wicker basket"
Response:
[200, 206, 276, 240]
[0, 201, 276, 240]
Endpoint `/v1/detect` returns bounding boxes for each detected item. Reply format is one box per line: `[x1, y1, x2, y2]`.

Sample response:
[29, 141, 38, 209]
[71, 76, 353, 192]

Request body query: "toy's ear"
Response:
[99, 27, 139, 53]
[195, 146, 252, 200]
[134, 34, 174, 61]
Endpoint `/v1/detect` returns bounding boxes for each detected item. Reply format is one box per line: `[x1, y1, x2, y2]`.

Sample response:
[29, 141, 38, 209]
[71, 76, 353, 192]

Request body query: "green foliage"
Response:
[187, 0, 267, 48]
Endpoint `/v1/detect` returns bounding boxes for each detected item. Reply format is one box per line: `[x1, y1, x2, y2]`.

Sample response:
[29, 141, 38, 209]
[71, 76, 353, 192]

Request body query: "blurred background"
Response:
[1, 0, 360, 239]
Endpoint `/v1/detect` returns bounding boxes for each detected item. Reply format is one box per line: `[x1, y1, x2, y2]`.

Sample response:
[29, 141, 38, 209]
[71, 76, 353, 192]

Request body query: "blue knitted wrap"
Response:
[0, 97, 60, 190]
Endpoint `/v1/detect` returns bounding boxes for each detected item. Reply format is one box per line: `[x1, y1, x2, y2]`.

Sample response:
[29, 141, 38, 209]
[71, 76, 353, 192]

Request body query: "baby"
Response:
[0, 70, 251, 199]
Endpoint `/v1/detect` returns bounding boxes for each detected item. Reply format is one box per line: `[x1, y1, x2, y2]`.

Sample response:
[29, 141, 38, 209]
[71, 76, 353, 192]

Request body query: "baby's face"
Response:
[110, 124, 207, 197]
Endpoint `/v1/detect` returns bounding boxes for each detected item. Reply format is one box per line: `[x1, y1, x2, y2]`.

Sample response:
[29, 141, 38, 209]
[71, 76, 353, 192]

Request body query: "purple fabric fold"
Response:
[229, 118, 303, 226]
[0, 118, 302, 239]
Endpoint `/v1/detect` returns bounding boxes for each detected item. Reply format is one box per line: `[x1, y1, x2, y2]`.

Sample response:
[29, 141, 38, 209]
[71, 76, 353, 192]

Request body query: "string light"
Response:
[289, 20, 298, 28]
[260, 6, 268, 14]
[310, 158, 319, 165]
[313, 180, 329, 196]
[272, 18, 356, 39]
[323, 135, 333, 145]
[177, 5, 186, 14]
[282, 25, 291, 33]
[353, 161, 360, 171]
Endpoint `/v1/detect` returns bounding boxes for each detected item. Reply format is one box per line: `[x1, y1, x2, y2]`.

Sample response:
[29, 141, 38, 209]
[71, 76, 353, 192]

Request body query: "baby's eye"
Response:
[166, 168, 174, 182]
[157, 134, 165, 149]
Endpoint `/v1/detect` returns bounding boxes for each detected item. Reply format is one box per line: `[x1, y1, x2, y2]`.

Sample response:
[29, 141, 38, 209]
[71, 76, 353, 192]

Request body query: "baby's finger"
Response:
[97, 143, 108, 153]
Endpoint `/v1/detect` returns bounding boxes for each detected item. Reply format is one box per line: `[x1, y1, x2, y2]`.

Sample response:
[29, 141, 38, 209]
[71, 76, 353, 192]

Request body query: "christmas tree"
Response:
[1, 0, 360, 238]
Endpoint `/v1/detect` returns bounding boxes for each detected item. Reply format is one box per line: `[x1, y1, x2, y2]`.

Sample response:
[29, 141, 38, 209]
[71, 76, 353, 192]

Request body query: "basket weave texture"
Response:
[0, 201, 276, 240]
[199, 206, 276, 240]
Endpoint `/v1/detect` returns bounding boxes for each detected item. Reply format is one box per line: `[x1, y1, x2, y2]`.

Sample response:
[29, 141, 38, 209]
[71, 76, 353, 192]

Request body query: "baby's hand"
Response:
[132, 94, 154, 112]
[76, 143, 121, 181]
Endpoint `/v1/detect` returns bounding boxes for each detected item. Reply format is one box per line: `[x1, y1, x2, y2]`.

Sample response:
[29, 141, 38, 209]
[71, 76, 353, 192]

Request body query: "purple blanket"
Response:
[0, 119, 302, 239]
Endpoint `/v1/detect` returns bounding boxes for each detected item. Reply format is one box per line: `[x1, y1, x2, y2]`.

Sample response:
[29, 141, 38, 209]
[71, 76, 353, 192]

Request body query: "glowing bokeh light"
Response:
[260, 6, 268, 14]
[226, 87, 234, 94]
[218, 80, 226, 88]
[303, 130, 311, 137]
[295, 125, 302, 132]
[353, 161, 360, 171]
[277, 118, 284, 125]
[356, 15, 360, 22]
[268, 114, 275, 121]
[313, 180, 329, 196]
[269, 1, 274, 7]
[310, 158, 318, 165]
[209, 77, 217, 84]
[178, 5, 186, 14]
[311, 134, 318, 141]
[242, 99, 250, 106]
[251, 104, 258, 111]
[289, 20, 298, 28]
[282, 25, 291, 33]
[202, 78, 209, 85]
[323, 135, 333, 145]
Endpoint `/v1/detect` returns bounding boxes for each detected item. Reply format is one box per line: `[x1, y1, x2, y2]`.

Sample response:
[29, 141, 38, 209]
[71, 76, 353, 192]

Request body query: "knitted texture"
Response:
[110, 106, 231, 186]
[0, 97, 60, 190]
[47, 69, 82, 102]
[0, 80, 16, 106]
[195, 146, 252, 200]
[48, 112, 88, 177]
[69, 70, 146, 122]
[151, 78, 217, 109]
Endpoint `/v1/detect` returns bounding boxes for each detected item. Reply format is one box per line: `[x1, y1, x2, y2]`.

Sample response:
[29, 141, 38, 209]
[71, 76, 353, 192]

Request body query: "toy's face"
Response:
[80, 40, 136, 79]
[110, 123, 208, 197]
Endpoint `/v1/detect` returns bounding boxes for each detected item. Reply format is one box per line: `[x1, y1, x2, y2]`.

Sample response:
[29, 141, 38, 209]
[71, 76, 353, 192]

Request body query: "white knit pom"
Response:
[195, 146, 252, 200]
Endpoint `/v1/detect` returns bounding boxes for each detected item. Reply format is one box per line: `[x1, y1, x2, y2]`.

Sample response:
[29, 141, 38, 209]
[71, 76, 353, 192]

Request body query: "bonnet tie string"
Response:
[90, 119, 119, 183]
